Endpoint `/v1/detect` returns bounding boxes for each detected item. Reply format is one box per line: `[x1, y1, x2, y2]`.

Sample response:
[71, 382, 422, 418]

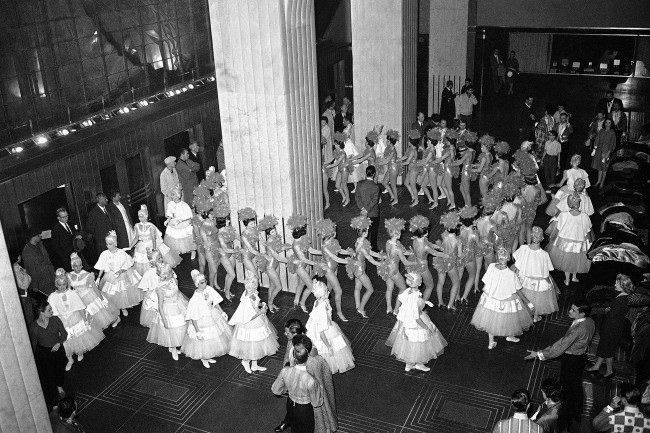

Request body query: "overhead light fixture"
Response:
[188, 84, 194, 89]
[166, 90, 174, 97]
[33, 134, 50, 146]
[181, 86, 188, 92]
[81, 119, 94, 128]
[58, 128, 70, 136]
[174, 89, 181, 95]
[11, 145, 24, 154]
[118, 106, 130, 114]
[138, 100, 149, 107]
[208, 76, 215, 82]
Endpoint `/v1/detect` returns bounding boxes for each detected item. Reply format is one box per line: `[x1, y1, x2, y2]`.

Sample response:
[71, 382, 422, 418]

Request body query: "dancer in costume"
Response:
[48, 269, 104, 371]
[239, 207, 261, 280]
[228, 276, 279, 373]
[495, 176, 523, 253]
[213, 204, 238, 300]
[378, 218, 416, 314]
[470, 247, 534, 349]
[488, 141, 511, 189]
[382, 129, 401, 206]
[68, 252, 119, 330]
[95, 231, 142, 318]
[546, 154, 590, 216]
[546, 193, 592, 285]
[257, 215, 290, 312]
[321, 136, 333, 210]
[409, 214, 449, 304]
[132, 204, 180, 276]
[458, 206, 480, 304]
[327, 133, 350, 207]
[286, 214, 314, 309]
[306, 279, 355, 374]
[138, 250, 169, 327]
[164, 186, 196, 259]
[349, 130, 378, 192]
[520, 175, 542, 245]
[450, 137, 477, 207]
[554, 177, 593, 216]
[402, 130, 421, 206]
[419, 131, 441, 208]
[196, 211, 222, 291]
[433, 211, 463, 309]
[435, 129, 457, 209]
[472, 134, 495, 201]
[146, 263, 189, 361]
[181, 270, 232, 368]
[386, 272, 447, 371]
[512, 227, 558, 322]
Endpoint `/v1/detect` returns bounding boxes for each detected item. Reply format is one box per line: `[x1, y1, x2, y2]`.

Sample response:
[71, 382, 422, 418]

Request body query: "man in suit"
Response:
[354, 166, 380, 250]
[160, 156, 180, 213]
[177, 147, 200, 205]
[490, 48, 505, 94]
[492, 389, 542, 433]
[516, 96, 536, 142]
[86, 192, 115, 256]
[22, 227, 55, 295]
[411, 112, 426, 138]
[439, 81, 456, 125]
[596, 90, 623, 115]
[532, 377, 565, 433]
[188, 141, 206, 182]
[553, 112, 574, 167]
[51, 207, 77, 270]
[107, 191, 133, 249]
[525, 303, 595, 425]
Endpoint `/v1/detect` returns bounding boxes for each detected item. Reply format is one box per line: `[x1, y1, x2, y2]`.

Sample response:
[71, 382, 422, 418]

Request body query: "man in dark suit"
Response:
[439, 81, 456, 125]
[51, 207, 76, 270]
[354, 165, 380, 250]
[86, 192, 115, 256]
[490, 49, 505, 94]
[596, 90, 623, 115]
[107, 191, 133, 249]
[411, 112, 426, 138]
[188, 141, 206, 182]
[176, 147, 200, 206]
[516, 96, 536, 142]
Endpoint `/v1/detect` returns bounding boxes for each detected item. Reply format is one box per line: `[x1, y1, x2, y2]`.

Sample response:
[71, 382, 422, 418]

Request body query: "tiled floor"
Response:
[64, 179, 635, 433]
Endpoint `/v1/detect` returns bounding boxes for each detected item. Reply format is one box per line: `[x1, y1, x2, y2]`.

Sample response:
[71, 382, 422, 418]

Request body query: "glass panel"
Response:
[3, 78, 22, 101]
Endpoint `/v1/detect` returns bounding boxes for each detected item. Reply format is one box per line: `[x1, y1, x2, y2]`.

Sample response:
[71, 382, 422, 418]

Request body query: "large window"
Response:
[0, 0, 213, 146]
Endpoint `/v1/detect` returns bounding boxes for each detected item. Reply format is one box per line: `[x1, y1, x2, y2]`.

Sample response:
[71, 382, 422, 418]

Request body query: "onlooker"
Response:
[12, 251, 35, 324]
[30, 299, 67, 411]
[176, 148, 200, 206]
[107, 191, 134, 249]
[596, 90, 623, 115]
[440, 80, 456, 125]
[541, 130, 562, 190]
[517, 96, 536, 142]
[51, 208, 76, 270]
[592, 118, 617, 189]
[354, 166, 380, 250]
[85, 193, 115, 256]
[490, 48, 505, 94]
[50, 396, 86, 433]
[610, 101, 628, 143]
[531, 377, 565, 433]
[160, 156, 180, 212]
[22, 228, 55, 295]
[455, 86, 478, 129]
[460, 78, 473, 95]
[505, 51, 519, 95]
[554, 113, 573, 168]
[592, 383, 649, 432]
[188, 141, 206, 182]
[411, 112, 427, 141]
[493, 389, 542, 432]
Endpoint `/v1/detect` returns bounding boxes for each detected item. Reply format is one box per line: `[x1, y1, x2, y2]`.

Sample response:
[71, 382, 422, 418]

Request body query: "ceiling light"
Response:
[188, 84, 194, 89]
[174, 89, 181, 95]
[81, 119, 94, 127]
[118, 107, 130, 114]
[138, 100, 149, 107]
[11, 145, 24, 154]
[33, 134, 49, 145]
[58, 128, 70, 136]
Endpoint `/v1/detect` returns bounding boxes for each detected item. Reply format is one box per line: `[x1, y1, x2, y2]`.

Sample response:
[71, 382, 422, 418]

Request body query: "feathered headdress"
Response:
[409, 215, 430, 232]
[386, 129, 400, 141]
[464, 131, 478, 143]
[440, 211, 461, 230]
[314, 218, 336, 238]
[384, 217, 406, 233]
[238, 207, 256, 221]
[494, 140, 510, 155]
[333, 131, 347, 143]
[501, 178, 521, 201]
[408, 129, 421, 140]
[482, 189, 503, 213]
[479, 134, 495, 149]
[219, 225, 238, 243]
[190, 269, 206, 286]
[287, 214, 308, 230]
[366, 130, 379, 144]
[105, 230, 117, 243]
[257, 215, 279, 232]
[427, 128, 442, 142]
[350, 210, 371, 231]
[213, 202, 231, 219]
[459, 205, 479, 220]
[513, 149, 538, 177]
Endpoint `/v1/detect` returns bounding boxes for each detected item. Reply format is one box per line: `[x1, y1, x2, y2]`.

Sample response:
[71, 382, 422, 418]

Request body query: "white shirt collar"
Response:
[571, 317, 586, 326]
[295, 364, 307, 371]
[513, 412, 529, 420]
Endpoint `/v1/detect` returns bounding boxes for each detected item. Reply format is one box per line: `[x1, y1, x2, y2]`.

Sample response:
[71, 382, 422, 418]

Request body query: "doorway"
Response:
[164, 130, 190, 159]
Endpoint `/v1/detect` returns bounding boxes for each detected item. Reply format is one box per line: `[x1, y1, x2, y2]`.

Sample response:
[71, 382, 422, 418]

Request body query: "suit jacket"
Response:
[610, 110, 628, 134]
[51, 222, 75, 270]
[534, 402, 564, 433]
[176, 158, 200, 205]
[596, 97, 623, 115]
[22, 241, 55, 295]
[107, 201, 133, 249]
[410, 120, 426, 139]
[517, 104, 536, 135]
[86, 205, 115, 254]
[354, 179, 380, 218]
[440, 87, 456, 119]
[188, 150, 206, 182]
[540, 318, 595, 360]
[553, 122, 574, 143]
[490, 54, 504, 76]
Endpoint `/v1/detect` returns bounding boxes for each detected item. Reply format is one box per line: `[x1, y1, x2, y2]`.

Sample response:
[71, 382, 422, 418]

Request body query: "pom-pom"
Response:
[266, 233, 286, 252]
[482, 189, 503, 213]
[408, 129, 421, 140]
[513, 149, 538, 177]
[384, 217, 406, 233]
[479, 134, 495, 149]
[333, 132, 347, 143]
[465, 131, 478, 143]
[406, 262, 427, 275]
[494, 140, 510, 155]
[314, 218, 336, 238]
[427, 128, 442, 142]
[257, 215, 279, 232]
[366, 130, 379, 144]
[350, 211, 371, 231]
[219, 225, 238, 243]
[386, 129, 400, 141]
[459, 205, 478, 220]
[238, 207, 256, 221]
[440, 211, 460, 230]
[409, 215, 430, 232]
[287, 214, 308, 230]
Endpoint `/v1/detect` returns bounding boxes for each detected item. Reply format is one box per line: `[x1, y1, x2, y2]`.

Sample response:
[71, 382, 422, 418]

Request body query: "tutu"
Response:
[99, 268, 143, 309]
[181, 315, 232, 360]
[386, 313, 447, 364]
[146, 286, 189, 348]
[164, 233, 196, 255]
[547, 237, 591, 273]
[60, 313, 105, 357]
[69, 272, 119, 330]
[471, 293, 533, 337]
[520, 276, 559, 315]
[228, 315, 279, 360]
[307, 322, 355, 374]
[139, 289, 159, 327]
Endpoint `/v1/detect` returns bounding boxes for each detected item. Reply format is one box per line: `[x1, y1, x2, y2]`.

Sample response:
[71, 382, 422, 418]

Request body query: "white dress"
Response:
[164, 201, 196, 254]
[547, 211, 592, 274]
[306, 299, 355, 374]
[133, 222, 181, 275]
[146, 279, 189, 348]
[68, 270, 119, 330]
[344, 137, 363, 183]
[228, 291, 279, 361]
[513, 245, 558, 315]
[554, 168, 591, 202]
[95, 249, 142, 309]
[48, 290, 104, 356]
[181, 286, 232, 359]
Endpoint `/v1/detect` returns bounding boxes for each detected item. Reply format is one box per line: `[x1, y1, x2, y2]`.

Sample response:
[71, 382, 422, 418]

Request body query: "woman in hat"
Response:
[164, 186, 196, 260]
[132, 204, 180, 276]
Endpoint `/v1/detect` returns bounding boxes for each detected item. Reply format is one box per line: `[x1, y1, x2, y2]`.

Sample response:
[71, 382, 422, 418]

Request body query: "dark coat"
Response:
[50, 222, 75, 270]
[107, 202, 133, 249]
[176, 158, 200, 205]
[440, 87, 456, 121]
[22, 241, 55, 295]
[188, 150, 206, 182]
[354, 179, 380, 218]
[596, 97, 623, 115]
[86, 205, 115, 254]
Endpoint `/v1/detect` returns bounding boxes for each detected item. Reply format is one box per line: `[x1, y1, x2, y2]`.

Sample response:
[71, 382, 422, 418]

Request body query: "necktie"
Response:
[65, 223, 71, 234]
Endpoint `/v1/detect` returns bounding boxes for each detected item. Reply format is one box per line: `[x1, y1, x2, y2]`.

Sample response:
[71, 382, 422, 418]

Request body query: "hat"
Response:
[164, 156, 176, 165]
[70, 252, 82, 266]
[105, 230, 118, 244]
[350, 210, 371, 231]
[531, 226, 544, 242]
[366, 130, 379, 144]
[190, 269, 206, 286]
[406, 272, 422, 288]
[137, 204, 148, 218]
[312, 279, 328, 298]
[54, 268, 68, 286]
[409, 215, 430, 232]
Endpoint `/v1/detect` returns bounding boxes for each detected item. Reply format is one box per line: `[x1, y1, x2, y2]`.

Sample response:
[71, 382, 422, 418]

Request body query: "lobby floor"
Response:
[64, 180, 636, 433]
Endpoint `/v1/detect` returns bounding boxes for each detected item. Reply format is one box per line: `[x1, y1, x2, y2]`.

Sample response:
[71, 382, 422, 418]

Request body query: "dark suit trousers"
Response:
[542, 155, 558, 188]
[287, 398, 314, 433]
[369, 216, 380, 251]
[560, 353, 586, 421]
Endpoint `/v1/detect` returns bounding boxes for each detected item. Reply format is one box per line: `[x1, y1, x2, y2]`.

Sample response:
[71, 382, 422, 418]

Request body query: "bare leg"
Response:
[385, 279, 395, 313]
[267, 268, 282, 310]
[460, 262, 477, 301]
[389, 170, 399, 203]
[446, 268, 461, 309]
[474, 257, 483, 293]
[220, 256, 237, 299]
[357, 273, 374, 316]
[197, 249, 206, 275]
[428, 169, 439, 207]
[444, 174, 455, 208]
[206, 256, 221, 291]
[322, 172, 330, 210]
[296, 267, 313, 307]
[243, 258, 257, 280]
[326, 271, 346, 321]
[436, 271, 447, 307]
[421, 269, 436, 303]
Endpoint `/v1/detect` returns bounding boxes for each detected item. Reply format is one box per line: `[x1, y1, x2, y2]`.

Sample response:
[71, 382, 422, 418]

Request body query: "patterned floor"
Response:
[65, 183, 636, 433]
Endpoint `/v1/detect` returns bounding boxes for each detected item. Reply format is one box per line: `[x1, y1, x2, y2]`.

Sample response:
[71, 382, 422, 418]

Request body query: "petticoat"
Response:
[386, 313, 447, 364]
[99, 268, 143, 309]
[471, 293, 533, 337]
[519, 276, 559, 315]
[139, 289, 159, 327]
[228, 315, 279, 361]
[146, 294, 189, 348]
[134, 243, 181, 274]
[76, 285, 119, 330]
[60, 313, 105, 356]
[181, 313, 233, 359]
[164, 232, 196, 255]
[547, 237, 591, 274]
[308, 322, 355, 374]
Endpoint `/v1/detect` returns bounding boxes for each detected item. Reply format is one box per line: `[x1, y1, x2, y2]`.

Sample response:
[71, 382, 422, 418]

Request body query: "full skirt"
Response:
[547, 237, 591, 274]
[60, 315, 105, 357]
[181, 313, 233, 360]
[308, 323, 355, 374]
[77, 287, 119, 330]
[139, 290, 159, 327]
[100, 269, 143, 309]
[386, 314, 447, 365]
[229, 315, 279, 361]
[471, 293, 533, 337]
[520, 276, 559, 315]
[146, 295, 189, 348]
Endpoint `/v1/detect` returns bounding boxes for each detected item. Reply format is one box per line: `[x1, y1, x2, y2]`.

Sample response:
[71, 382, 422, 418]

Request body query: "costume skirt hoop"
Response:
[386, 314, 447, 364]
[470, 293, 533, 337]
[60, 314, 105, 357]
[228, 315, 279, 361]
[146, 295, 189, 348]
[547, 237, 591, 274]
[99, 269, 143, 309]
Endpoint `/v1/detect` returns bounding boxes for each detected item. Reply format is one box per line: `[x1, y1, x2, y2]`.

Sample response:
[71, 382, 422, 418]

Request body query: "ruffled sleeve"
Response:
[308, 300, 331, 333]
[117, 250, 134, 270]
[94, 250, 110, 271]
[228, 293, 257, 325]
[185, 294, 205, 321]
[205, 286, 224, 305]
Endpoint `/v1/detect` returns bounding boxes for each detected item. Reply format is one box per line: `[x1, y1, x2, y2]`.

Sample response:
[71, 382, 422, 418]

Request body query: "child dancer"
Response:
[512, 227, 558, 322]
[146, 263, 189, 361]
[228, 276, 279, 373]
[470, 247, 534, 349]
[95, 231, 142, 318]
[378, 218, 416, 314]
[386, 272, 447, 371]
[409, 214, 449, 304]
[68, 252, 119, 330]
[181, 270, 232, 368]
[138, 250, 175, 327]
[306, 279, 355, 374]
[164, 186, 196, 260]
[132, 204, 180, 275]
[433, 212, 463, 309]
[49, 268, 104, 371]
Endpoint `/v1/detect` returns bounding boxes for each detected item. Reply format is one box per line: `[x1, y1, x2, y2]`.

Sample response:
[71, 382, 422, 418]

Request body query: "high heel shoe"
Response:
[429, 202, 438, 210]
[357, 308, 368, 319]
[300, 304, 309, 313]
[338, 313, 348, 322]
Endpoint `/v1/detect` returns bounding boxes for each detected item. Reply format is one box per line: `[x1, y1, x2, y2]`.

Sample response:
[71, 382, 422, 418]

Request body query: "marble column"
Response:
[209, 0, 321, 290]
[0, 222, 52, 433]
[351, 0, 418, 155]
[428, 0, 470, 116]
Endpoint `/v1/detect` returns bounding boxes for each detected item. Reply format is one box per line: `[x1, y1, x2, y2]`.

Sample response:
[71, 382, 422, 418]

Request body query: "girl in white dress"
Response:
[68, 252, 120, 330]
[546, 154, 590, 216]
[512, 227, 558, 322]
[181, 270, 232, 368]
[546, 194, 592, 285]
[386, 273, 447, 371]
[132, 205, 180, 275]
[95, 231, 142, 318]
[146, 263, 189, 361]
[138, 250, 176, 327]
[228, 276, 279, 374]
[471, 247, 534, 349]
[48, 269, 105, 371]
[306, 279, 355, 374]
[164, 187, 196, 259]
